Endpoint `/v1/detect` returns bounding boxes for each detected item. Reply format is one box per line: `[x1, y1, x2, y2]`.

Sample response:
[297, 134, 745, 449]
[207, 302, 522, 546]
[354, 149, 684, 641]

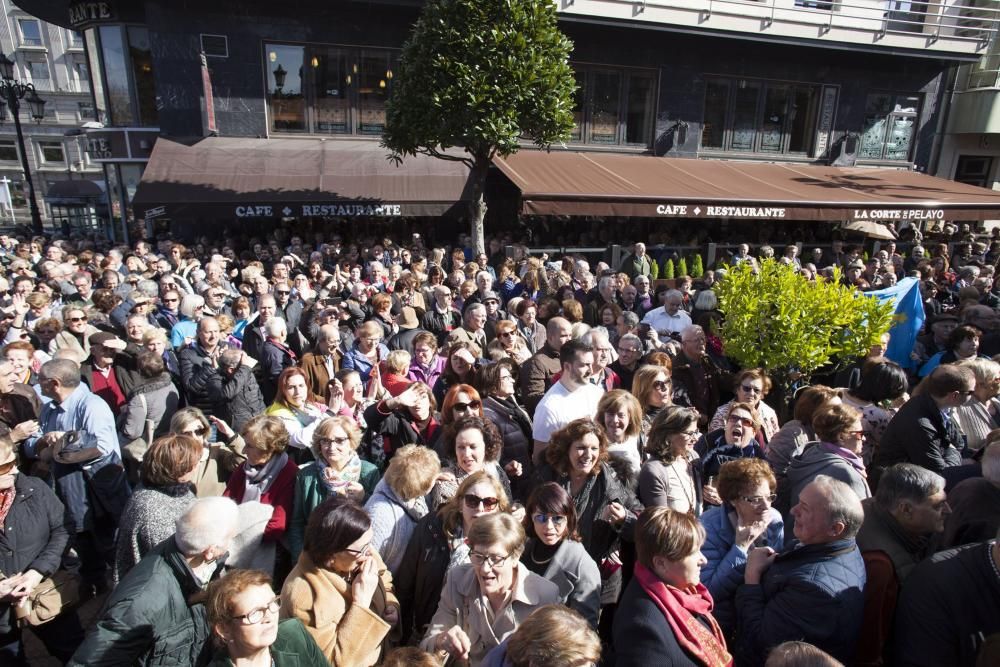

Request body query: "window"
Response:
[265, 43, 399, 136]
[26, 59, 50, 92]
[700, 77, 820, 155]
[98, 25, 159, 126]
[38, 141, 65, 164]
[78, 101, 96, 120]
[859, 93, 920, 162]
[67, 30, 84, 49]
[968, 39, 1000, 89]
[0, 140, 17, 161]
[18, 19, 43, 47]
[568, 66, 656, 147]
[795, 1, 835, 9]
[72, 58, 90, 93]
[886, 2, 930, 34]
[954, 155, 993, 187]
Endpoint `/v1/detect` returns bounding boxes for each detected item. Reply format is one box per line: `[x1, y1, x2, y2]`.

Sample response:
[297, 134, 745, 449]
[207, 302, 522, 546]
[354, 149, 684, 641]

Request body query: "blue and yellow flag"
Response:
[868, 277, 925, 370]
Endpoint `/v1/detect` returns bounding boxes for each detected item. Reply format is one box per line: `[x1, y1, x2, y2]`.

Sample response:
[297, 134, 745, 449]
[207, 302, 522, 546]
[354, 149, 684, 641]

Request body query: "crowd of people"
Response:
[0, 224, 997, 666]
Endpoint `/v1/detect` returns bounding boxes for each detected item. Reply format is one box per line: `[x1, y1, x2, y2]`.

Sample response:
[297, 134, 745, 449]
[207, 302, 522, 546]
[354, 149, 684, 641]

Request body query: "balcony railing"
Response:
[558, 0, 999, 57]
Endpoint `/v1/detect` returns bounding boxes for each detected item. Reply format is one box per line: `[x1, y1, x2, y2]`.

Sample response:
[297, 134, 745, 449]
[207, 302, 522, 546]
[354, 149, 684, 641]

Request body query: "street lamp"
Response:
[0, 53, 46, 234]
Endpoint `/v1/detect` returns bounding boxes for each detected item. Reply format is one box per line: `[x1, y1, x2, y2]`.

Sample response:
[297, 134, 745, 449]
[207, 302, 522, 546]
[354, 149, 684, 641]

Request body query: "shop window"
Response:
[72, 58, 90, 94]
[78, 101, 96, 120]
[569, 66, 655, 147]
[99, 25, 134, 125]
[97, 25, 159, 127]
[127, 27, 157, 126]
[265, 43, 398, 136]
[700, 77, 819, 155]
[18, 19, 43, 47]
[859, 93, 920, 162]
[0, 140, 18, 161]
[954, 155, 993, 187]
[38, 141, 65, 164]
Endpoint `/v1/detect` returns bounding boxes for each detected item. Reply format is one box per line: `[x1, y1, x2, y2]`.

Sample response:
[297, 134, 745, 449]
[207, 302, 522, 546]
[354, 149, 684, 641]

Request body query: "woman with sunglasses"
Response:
[708, 369, 780, 444]
[430, 383, 484, 457]
[205, 569, 326, 667]
[640, 406, 704, 515]
[480, 361, 534, 500]
[699, 402, 767, 507]
[429, 415, 514, 510]
[779, 403, 871, 544]
[631, 365, 674, 438]
[487, 320, 531, 366]
[421, 512, 560, 666]
[396, 471, 509, 644]
[169, 407, 246, 497]
[280, 496, 399, 666]
[288, 416, 380, 562]
[698, 458, 783, 636]
[520, 483, 601, 629]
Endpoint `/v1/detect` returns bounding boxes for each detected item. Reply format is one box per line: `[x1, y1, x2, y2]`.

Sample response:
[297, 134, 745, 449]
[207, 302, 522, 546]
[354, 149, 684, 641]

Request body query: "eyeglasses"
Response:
[342, 542, 371, 556]
[653, 380, 671, 392]
[68, 316, 87, 323]
[727, 415, 755, 428]
[232, 597, 280, 625]
[740, 384, 763, 395]
[499, 373, 514, 382]
[463, 493, 499, 511]
[845, 430, 866, 438]
[0, 458, 17, 475]
[181, 427, 207, 437]
[469, 551, 510, 569]
[318, 436, 351, 448]
[742, 494, 778, 506]
[453, 400, 482, 413]
[275, 290, 290, 296]
[499, 331, 513, 338]
[678, 429, 700, 440]
[532, 513, 567, 527]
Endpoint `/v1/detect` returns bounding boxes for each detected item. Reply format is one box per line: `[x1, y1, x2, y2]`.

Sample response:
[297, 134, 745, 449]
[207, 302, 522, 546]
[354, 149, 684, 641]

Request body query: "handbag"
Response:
[11, 569, 83, 627]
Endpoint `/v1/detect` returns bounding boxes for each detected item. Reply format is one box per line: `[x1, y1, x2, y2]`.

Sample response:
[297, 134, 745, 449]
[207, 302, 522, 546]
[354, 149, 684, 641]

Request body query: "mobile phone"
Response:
[324, 297, 343, 306]
[639, 323, 651, 340]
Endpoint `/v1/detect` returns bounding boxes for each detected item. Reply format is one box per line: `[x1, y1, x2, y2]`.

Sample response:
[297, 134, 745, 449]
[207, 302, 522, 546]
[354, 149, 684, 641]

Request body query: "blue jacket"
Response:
[735, 538, 866, 665]
[698, 503, 783, 634]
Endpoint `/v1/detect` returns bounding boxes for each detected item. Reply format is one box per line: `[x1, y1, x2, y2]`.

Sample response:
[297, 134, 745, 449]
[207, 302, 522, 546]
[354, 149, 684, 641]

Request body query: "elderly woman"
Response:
[328, 368, 370, 430]
[699, 459, 784, 635]
[265, 367, 329, 453]
[363, 381, 440, 467]
[365, 444, 440, 574]
[613, 508, 731, 667]
[487, 319, 532, 365]
[49, 304, 99, 357]
[288, 416, 380, 561]
[597, 389, 644, 483]
[142, 327, 182, 390]
[342, 321, 389, 387]
[840, 358, 909, 464]
[206, 569, 326, 666]
[433, 341, 481, 405]
[113, 435, 201, 583]
[280, 496, 399, 666]
[170, 407, 245, 497]
[224, 415, 299, 548]
[919, 324, 982, 377]
[533, 418, 642, 608]
[632, 365, 674, 436]
[780, 403, 871, 542]
[421, 513, 561, 666]
[0, 439, 84, 662]
[953, 357, 1000, 451]
[480, 362, 533, 499]
[700, 401, 767, 487]
[514, 299, 546, 354]
[430, 415, 514, 509]
[709, 368, 780, 443]
[118, 351, 180, 459]
[640, 406, 705, 515]
[396, 471, 509, 644]
[481, 604, 601, 667]
[520, 483, 601, 629]
[766, 385, 840, 484]
[259, 317, 298, 404]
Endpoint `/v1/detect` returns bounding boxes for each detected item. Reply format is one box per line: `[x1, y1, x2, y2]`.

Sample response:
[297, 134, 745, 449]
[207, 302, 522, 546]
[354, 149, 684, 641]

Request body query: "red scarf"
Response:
[634, 562, 733, 667]
[0, 487, 15, 527]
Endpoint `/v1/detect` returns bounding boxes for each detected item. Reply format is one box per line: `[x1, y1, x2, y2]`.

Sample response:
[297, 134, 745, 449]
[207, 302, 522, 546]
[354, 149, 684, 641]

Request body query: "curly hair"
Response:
[444, 415, 502, 462]
[716, 458, 776, 504]
[439, 470, 510, 540]
[545, 418, 609, 477]
[240, 414, 289, 458]
[645, 406, 699, 461]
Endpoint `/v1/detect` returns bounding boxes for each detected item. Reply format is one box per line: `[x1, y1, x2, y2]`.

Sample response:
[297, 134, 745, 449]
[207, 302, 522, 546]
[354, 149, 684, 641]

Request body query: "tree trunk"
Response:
[468, 155, 489, 255]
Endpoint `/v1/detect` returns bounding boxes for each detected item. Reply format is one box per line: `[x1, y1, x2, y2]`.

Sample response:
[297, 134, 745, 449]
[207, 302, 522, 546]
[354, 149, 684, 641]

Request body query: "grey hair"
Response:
[475, 270, 492, 283]
[174, 497, 239, 555]
[955, 357, 1000, 388]
[810, 475, 864, 539]
[464, 303, 486, 324]
[137, 280, 159, 298]
[665, 289, 683, 301]
[264, 317, 287, 337]
[621, 311, 640, 328]
[218, 348, 243, 372]
[581, 328, 609, 349]
[874, 464, 946, 512]
[619, 332, 642, 348]
[598, 276, 616, 291]
[982, 442, 1000, 483]
[694, 290, 718, 311]
[40, 358, 81, 388]
[180, 294, 205, 319]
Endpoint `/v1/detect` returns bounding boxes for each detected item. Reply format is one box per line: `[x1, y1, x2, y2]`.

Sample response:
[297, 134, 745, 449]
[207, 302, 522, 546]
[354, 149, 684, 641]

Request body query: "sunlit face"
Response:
[601, 308, 617, 326]
[450, 351, 473, 376]
[603, 406, 630, 442]
[736, 378, 764, 407]
[731, 479, 774, 524]
[682, 330, 707, 358]
[462, 481, 499, 529]
[358, 331, 382, 354]
[955, 335, 979, 359]
[408, 389, 431, 421]
[0, 455, 18, 490]
[725, 408, 756, 447]
[519, 307, 536, 326]
[65, 309, 88, 334]
[532, 508, 568, 546]
[665, 298, 682, 315]
[668, 423, 700, 458]
[317, 423, 354, 469]
[413, 342, 435, 367]
[836, 419, 865, 456]
[145, 337, 166, 357]
[647, 374, 671, 408]
[177, 419, 209, 445]
[4, 349, 30, 377]
[565, 352, 594, 386]
[330, 528, 374, 576]
[258, 299, 276, 321]
[791, 483, 835, 545]
[568, 433, 601, 477]
[593, 344, 613, 372]
[283, 374, 308, 408]
[469, 541, 515, 598]
[340, 373, 364, 404]
[454, 427, 486, 474]
[654, 542, 707, 590]
[199, 320, 221, 350]
[35, 325, 58, 344]
[126, 318, 148, 342]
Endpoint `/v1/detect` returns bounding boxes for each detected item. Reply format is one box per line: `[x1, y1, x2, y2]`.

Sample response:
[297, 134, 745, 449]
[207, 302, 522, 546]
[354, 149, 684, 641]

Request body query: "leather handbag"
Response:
[12, 569, 83, 627]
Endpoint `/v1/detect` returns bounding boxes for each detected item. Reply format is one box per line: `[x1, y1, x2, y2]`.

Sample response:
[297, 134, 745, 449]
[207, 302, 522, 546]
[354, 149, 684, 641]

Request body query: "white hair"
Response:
[982, 442, 1000, 483]
[175, 497, 239, 555]
[264, 317, 287, 337]
[180, 294, 205, 319]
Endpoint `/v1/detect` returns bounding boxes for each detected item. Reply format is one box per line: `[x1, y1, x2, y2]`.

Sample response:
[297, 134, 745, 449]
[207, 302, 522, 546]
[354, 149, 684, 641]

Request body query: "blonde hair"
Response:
[311, 416, 361, 461]
[506, 605, 601, 667]
[384, 444, 440, 501]
[466, 512, 525, 559]
[240, 415, 289, 458]
[385, 349, 411, 375]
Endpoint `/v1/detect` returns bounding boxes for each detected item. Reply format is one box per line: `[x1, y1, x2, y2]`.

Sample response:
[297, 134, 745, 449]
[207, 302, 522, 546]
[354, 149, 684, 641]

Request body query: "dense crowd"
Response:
[0, 224, 997, 667]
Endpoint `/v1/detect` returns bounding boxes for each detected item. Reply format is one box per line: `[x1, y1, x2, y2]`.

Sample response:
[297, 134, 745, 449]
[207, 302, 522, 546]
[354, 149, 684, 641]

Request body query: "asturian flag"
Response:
[867, 277, 925, 370]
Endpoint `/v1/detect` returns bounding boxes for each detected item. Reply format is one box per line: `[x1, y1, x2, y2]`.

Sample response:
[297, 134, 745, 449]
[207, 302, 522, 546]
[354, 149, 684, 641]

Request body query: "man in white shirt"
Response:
[532, 338, 603, 464]
[641, 289, 692, 340]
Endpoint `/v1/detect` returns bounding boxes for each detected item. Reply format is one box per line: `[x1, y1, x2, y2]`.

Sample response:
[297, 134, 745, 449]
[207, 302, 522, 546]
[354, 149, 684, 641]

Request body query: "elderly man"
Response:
[520, 316, 572, 414]
[670, 325, 727, 429]
[939, 441, 1000, 548]
[584, 275, 619, 326]
[531, 339, 604, 465]
[641, 289, 692, 340]
[259, 317, 296, 403]
[300, 324, 342, 400]
[735, 476, 867, 665]
[619, 241, 653, 280]
[855, 464, 950, 666]
[242, 293, 278, 361]
[26, 359, 128, 595]
[199, 348, 264, 432]
[446, 302, 488, 350]
[422, 284, 461, 346]
[68, 497, 239, 667]
[179, 316, 227, 415]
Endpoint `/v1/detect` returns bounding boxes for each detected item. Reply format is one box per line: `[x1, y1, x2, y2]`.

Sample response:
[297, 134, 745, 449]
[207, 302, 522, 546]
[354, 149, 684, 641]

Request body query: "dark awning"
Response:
[44, 179, 106, 204]
[132, 137, 474, 220]
[493, 151, 1000, 222]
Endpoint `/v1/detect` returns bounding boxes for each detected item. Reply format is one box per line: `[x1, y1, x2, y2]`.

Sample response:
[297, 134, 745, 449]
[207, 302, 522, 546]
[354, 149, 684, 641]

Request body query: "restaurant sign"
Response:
[851, 208, 945, 221]
[235, 203, 404, 218]
[655, 204, 787, 218]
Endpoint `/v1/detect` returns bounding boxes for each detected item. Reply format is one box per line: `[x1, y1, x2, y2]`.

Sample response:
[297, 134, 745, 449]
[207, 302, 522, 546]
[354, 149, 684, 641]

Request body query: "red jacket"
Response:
[224, 457, 298, 543]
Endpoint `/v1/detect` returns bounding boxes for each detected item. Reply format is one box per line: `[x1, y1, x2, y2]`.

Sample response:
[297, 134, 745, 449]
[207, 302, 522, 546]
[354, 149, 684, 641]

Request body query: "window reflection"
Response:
[589, 71, 620, 144]
[313, 48, 350, 134]
[358, 52, 393, 136]
[99, 25, 134, 125]
[127, 27, 157, 126]
[266, 44, 306, 132]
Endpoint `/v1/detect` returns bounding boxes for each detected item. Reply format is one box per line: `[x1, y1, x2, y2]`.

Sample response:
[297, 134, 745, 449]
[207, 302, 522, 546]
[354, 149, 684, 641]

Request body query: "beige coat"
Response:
[193, 436, 246, 497]
[280, 550, 399, 667]
[420, 561, 561, 666]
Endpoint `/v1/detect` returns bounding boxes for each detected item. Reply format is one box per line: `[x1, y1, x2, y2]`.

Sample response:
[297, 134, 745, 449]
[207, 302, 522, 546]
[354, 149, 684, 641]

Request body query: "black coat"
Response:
[0, 474, 72, 634]
[259, 340, 296, 404]
[873, 393, 963, 482]
[395, 512, 450, 645]
[613, 577, 711, 667]
[178, 345, 225, 415]
[198, 365, 266, 432]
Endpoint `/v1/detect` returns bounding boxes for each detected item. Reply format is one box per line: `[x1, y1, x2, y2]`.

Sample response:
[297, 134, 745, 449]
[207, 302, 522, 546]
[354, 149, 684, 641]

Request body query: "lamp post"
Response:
[0, 53, 47, 234]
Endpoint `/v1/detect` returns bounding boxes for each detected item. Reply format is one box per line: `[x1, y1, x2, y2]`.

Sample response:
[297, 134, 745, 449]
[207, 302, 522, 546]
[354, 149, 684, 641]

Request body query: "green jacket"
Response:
[206, 619, 327, 666]
[288, 459, 380, 561]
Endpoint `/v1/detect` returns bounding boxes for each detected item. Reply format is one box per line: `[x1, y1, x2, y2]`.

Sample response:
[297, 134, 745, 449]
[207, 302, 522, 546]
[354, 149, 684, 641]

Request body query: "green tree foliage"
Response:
[677, 257, 688, 277]
[662, 258, 675, 280]
[690, 254, 704, 278]
[715, 259, 895, 389]
[383, 0, 577, 253]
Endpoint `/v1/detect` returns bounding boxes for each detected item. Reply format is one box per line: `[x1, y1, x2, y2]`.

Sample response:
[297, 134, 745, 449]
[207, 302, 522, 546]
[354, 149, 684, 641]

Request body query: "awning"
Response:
[493, 151, 1000, 222]
[132, 137, 474, 220]
[45, 179, 105, 203]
